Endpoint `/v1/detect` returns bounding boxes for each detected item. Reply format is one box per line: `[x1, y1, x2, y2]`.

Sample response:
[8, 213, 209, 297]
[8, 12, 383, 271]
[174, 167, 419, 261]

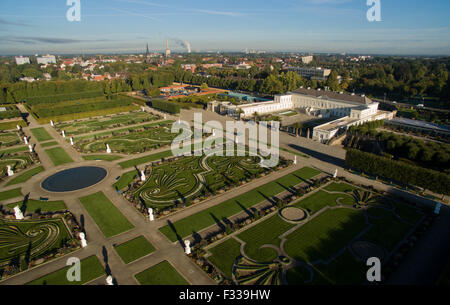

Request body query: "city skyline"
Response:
[0, 0, 449, 56]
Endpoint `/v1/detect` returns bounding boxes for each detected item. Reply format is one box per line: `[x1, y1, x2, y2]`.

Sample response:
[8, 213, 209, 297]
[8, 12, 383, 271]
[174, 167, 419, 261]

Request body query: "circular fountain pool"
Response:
[41, 166, 107, 192]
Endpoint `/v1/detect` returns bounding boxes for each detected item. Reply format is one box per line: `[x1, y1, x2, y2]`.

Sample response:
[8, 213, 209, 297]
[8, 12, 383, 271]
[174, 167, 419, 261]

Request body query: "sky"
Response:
[0, 0, 449, 56]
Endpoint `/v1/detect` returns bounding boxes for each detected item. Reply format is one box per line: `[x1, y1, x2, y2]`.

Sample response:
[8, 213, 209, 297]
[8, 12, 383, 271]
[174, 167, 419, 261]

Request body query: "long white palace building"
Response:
[208, 87, 395, 143]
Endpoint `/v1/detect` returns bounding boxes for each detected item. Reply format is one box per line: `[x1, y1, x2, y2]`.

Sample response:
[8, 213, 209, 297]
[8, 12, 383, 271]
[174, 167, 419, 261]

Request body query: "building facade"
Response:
[15, 56, 30, 65]
[37, 55, 56, 65]
[287, 66, 331, 81]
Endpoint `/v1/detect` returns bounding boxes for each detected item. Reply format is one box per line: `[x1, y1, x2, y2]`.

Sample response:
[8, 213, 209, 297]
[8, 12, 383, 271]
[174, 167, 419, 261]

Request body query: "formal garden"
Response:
[71, 120, 180, 155]
[121, 147, 292, 218]
[0, 146, 40, 181]
[54, 111, 162, 136]
[183, 179, 434, 285]
[0, 206, 83, 281]
[0, 131, 22, 149]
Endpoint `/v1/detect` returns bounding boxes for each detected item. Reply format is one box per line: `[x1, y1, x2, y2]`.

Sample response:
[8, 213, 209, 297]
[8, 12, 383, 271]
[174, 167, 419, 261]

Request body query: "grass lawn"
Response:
[135, 261, 188, 285]
[119, 149, 173, 168]
[79, 192, 134, 238]
[207, 238, 242, 279]
[27, 256, 105, 285]
[0, 146, 28, 154]
[6, 166, 45, 186]
[40, 141, 58, 148]
[0, 188, 22, 201]
[238, 215, 295, 262]
[113, 170, 138, 190]
[159, 167, 321, 242]
[30, 127, 53, 142]
[114, 236, 155, 264]
[7, 199, 66, 213]
[294, 190, 354, 214]
[284, 208, 367, 262]
[324, 182, 358, 193]
[82, 154, 123, 161]
[0, 120, 26, 131]
[45, 147, 74, 166]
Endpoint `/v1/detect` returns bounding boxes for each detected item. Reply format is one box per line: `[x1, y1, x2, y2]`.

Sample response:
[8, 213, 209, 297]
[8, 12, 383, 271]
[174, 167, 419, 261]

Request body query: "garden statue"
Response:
[70, 137, 74, 146]
[23, 136, 28, 144]
[50, 120, 54, 127]
[106, 144, 111, 154]
[17, 125, 21, 130]
[435, 202, 442, 215]
[29, 144, 33, 153]
[148, 208, 154, 221]
[333, 169, 338, 178]
[294, 156, 297, 165]
[213, 129, 216, 136]
[14, 206, 24, 220]
[141, 106, 146, 112]
[79, 232, 87, 248]
[106, 276, 114, 285]
[184, 240, 191, 255]
[62, 130, 66, 138]
[6, 165, 14, 176]
[164, 114, 167, 119]
[140, 170, 146, 182]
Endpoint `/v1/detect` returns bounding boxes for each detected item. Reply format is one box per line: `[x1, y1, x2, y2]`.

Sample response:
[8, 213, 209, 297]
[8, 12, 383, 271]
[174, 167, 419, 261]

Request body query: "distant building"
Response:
[15, 56, 30, 65]
[300, 55, 314, 64]
[37, 54, 56, 65]
[181, 64, 196, 73]
[287, 66, 331, 81]
[165, 39, 171, 57]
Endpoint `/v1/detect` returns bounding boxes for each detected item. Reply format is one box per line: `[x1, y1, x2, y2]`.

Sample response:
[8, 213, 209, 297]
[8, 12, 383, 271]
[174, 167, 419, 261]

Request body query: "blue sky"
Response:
[0, 0, 449, 55]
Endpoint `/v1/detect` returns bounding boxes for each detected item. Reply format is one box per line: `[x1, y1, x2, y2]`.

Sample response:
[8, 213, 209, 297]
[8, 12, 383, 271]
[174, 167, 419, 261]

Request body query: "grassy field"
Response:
[0, 146, 28, 154]
[0, 188, 22, 201]
[27, 256, 105, 285]
[79, 192, 134, 238]
[207, 238, 242, 279]
[159, 167, 321, 242]
[114, 236, 155, 264]
[293, 190, 354, 214]
[323, 182, 358, 193]
[45, 147, 74, 166]
[0, 131, 21, 148]
[0, 120, 26, 131]
[40, 141, 58, 148]
[82, 154, 123, 161]
[6, 166, 45, 186]
[30, 127, 53, 142]
[113, 170, 138, 190]
[135, 261, 188, 285]
[7, 199, 66, 213]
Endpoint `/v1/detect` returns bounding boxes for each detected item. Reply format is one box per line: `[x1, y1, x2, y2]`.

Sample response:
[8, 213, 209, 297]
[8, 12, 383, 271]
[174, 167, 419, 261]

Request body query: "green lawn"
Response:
[27, 256, 105, 285]
[159, 167, 321, 242]
[293, 190, 354, 214]
[324, 182, 358, 193]
[0, 188, 22, 201]
[207, 238, 242, 279]
[45, 147, 74, 166]
[119, 149, 173, 169]
[30, 127, 53, 142]
[114, 236, 155, 264]
[40, 141, 58, 148]
[0, 146, 28, 154]
[284, 208, 367, 262]
[79, 192, 134, 238]
[135, 261, 188, 285]
[6, 166, 45, 186]
[7, 199, 66, 213]
[82, 154, 123, 161]
[113, 170, 138, 190]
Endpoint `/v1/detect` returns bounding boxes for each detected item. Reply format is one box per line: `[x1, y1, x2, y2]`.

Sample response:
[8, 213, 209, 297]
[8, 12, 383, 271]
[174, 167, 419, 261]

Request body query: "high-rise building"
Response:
[37, 54, 56, 65]
[15, 56, 30, 65]
[165, 39, 171, 57]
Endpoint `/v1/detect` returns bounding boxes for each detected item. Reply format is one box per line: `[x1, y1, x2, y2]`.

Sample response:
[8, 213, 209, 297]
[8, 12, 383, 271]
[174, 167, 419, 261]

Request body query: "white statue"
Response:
[164, 114, 167, 119]
[29, 144, 33, 153]
[435, 202, 442, 215]
[148, 208, 154, 221]
[213, 129, 216, 137]
[333, 169, 338, 178]
[184, 240, 191, 255]
[70, 137, 74, 146]
[140, 170, 146, 182]
[23, 136, 28, 145]
[106, 276, 114, 285]
[106, 144, 111, 154]
[141, 106, 146, 112]
[13, 206, 24, 220]
[62, 130, 66, 138]
[6, 165, 14, 177]
[16, 125, 21, 130]
[235, 137, 239, 144]
[293, 156, 297, 165]
[50, 120, 54, 127]
[79, 232, 87, 248]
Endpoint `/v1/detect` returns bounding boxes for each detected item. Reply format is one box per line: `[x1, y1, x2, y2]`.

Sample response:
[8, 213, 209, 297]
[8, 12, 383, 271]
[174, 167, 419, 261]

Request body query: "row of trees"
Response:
[150, 99, 180, 114]
[345, 149, 450, 195]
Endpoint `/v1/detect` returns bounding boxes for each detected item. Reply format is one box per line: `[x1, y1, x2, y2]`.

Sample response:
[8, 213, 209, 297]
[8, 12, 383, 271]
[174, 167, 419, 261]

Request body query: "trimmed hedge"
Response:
[150, 99, 180, 114]
[24, 90, 105, 105]
[345, 149, 450, 195]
